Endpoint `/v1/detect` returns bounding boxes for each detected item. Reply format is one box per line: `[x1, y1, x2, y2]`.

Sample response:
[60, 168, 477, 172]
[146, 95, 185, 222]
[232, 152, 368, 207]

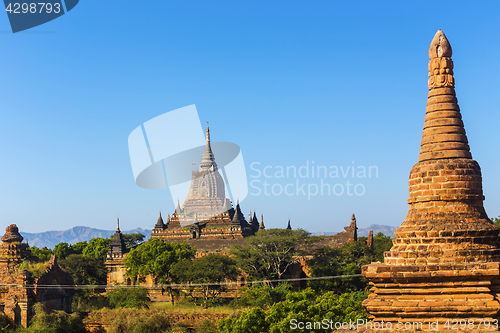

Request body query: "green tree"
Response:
[219, 289, 368, 333]
[171, 253, 239, 308]
[60, 254, 109, 311]
[53, 242, 72, 260]
[372, 232, 393, 260]
[83, 237, 111, 261]
[29, 246, 53, 262]
[230, 228, 311, 282]
[123, 239, 195, 283]
[123, 239, 195, 304]
[23, 303, 86, 333]
[231, 282, 292, 309]
[60, 254, 107, 286]
[122, 233, 146, 248]
[107, 287, 150, 309]
[69, 241, 88, 255]
[308, 233, 393, 293]
[492, 216, 500, 228]
[50, 241, 89, 261]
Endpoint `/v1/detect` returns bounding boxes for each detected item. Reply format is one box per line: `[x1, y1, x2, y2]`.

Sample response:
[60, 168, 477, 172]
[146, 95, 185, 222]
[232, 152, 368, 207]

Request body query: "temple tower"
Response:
[0, 224, 31, 267]
[346, 213, 358, 243]
[259, 215, 265, 231]
[179, 125, 232, 225]
[107, 218, 126, 259]
[362, 30, 500, 331]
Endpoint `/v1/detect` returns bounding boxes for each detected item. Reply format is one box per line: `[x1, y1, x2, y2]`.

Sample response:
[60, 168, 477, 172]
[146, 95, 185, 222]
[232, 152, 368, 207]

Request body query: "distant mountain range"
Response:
[20, 226, 151, 249]
[313, 224, 397, 238]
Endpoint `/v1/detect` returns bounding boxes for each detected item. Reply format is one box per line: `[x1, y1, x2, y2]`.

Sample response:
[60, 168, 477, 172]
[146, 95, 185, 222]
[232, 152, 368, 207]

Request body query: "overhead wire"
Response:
[0, 273, 363, 289]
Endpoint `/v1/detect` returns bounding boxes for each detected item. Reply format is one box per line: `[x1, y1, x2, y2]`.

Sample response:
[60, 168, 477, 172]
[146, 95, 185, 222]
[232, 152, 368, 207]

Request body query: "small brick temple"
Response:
[362, 30, 500, 332]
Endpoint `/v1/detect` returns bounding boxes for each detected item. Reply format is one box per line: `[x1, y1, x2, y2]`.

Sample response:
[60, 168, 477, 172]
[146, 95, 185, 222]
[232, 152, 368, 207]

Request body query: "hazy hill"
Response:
[20, 226, 151, 249]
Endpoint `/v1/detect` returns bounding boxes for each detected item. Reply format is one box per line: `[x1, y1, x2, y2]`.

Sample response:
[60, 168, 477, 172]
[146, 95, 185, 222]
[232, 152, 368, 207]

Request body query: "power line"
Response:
[0, 274, 363, 289]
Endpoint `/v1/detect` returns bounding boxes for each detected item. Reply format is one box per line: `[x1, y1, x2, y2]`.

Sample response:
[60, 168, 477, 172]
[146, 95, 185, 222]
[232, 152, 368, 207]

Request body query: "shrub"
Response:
[72, 291, 109, 312]
[194, 319, 218, 333]
[231, 282, 291, 309]
[100, 309, 171, 333]
[107, 287, 150, 309]
[18, 260, 49, 279]
[23, 303, 85, 333]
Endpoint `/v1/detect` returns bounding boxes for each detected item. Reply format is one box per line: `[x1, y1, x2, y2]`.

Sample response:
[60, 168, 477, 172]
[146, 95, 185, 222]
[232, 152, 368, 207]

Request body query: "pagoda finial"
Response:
[116, 218, 120, 232]
[199, 121, 217, 171]
[176, 199, 182, 214]
[421, 30, 471, 162]
[286, 219, 292, 230]
[429, 30, 452, 59]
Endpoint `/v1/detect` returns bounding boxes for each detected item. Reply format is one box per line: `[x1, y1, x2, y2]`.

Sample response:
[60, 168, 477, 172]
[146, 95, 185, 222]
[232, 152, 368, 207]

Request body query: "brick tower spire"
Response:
[419, 30, 471, 162]
[362, 30, 500, 331]
[386, 30, 499, 265]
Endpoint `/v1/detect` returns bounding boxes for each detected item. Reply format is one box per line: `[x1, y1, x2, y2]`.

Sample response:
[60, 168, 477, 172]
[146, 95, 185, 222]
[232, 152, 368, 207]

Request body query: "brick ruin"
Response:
[0, 224, 74, 328]
[362, 30, 500, 332]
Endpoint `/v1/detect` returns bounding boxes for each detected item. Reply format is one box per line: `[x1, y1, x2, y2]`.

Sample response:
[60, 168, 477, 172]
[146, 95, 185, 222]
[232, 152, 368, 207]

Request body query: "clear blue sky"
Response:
[1, 1, 499, 234]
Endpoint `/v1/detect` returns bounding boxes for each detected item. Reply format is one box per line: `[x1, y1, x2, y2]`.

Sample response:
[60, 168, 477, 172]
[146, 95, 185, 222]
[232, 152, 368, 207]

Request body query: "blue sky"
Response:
[1, 1, 499, 234]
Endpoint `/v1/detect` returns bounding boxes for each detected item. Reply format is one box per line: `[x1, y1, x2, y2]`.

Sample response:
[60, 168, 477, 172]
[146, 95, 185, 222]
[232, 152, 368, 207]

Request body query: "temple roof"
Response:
[251, 212, 259, 232]
[231, 202, 246, 227]
[108, 218, 126, 257]
[1, 224, 23, 243]
[154, 212, 165, 229]
[259, 215, 265, 230]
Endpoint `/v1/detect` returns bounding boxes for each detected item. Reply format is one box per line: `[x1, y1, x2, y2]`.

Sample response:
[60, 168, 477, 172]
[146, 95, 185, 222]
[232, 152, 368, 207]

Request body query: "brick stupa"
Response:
[362, 30, 500, 331]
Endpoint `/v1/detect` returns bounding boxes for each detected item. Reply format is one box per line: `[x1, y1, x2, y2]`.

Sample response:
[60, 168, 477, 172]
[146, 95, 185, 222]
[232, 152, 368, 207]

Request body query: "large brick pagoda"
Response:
[362, 30, 500, 331]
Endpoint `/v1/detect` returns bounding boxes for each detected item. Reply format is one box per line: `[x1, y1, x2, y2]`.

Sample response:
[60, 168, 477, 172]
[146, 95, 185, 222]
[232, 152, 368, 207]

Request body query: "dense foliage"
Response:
[229, 228, 312, 282]
[17, 229, 395, 332]
[492, 216, 500, 228]
[171, 253, 239, 308]
[29, 246, 54, 262]
[123, 239, 196, 284]
[122, 233, 146, 248]
[82, 237, 112, 261]
[219, 289, 368, 333]
[20, 303, 86, 333]
[107, 287, 151, 309]
[231, 283, 292, 309]
[307, 232, 392, 293]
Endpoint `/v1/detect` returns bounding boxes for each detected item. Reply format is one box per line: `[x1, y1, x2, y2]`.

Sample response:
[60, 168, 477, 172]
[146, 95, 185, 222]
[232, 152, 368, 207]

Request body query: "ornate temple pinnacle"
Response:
[116, 218, 120, 232]
[429, 30, 452, 59]
[199, 123, 218, 171]
[419, 30, 471, 162]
